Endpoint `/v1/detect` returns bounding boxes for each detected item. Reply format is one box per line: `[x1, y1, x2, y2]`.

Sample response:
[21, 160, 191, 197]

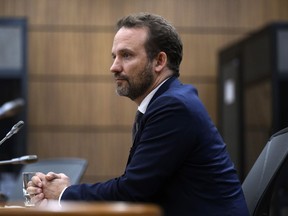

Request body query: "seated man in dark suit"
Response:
[27, 12, 249, 216]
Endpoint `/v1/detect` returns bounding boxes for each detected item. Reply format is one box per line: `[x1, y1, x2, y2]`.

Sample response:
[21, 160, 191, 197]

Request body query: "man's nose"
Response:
[110, 58, 122, 73]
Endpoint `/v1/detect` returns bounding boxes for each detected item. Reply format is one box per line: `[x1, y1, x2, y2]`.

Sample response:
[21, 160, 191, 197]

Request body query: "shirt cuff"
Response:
[58, 186, 68, 206]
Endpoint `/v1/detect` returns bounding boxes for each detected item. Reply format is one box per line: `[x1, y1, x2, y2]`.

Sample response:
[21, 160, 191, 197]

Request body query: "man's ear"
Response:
[154, 52, 167, 72]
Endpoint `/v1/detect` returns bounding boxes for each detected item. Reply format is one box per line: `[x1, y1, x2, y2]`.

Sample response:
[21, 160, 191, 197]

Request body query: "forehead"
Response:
[112, 27, 148, 53]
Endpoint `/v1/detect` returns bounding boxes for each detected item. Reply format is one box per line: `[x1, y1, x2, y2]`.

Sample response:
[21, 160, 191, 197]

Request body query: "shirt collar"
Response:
[138, 78, 169, 114]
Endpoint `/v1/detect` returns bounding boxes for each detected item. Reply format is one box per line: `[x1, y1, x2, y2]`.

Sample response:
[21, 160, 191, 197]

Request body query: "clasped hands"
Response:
[26, 172, 71, 206]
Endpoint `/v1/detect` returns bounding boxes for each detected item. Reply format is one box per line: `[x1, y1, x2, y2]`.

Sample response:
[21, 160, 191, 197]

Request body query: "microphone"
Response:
[0, 121, 24, 147]
[5, 120, 24, 139]
[0, 98, 25, 120]
[0, 155, 38, 165]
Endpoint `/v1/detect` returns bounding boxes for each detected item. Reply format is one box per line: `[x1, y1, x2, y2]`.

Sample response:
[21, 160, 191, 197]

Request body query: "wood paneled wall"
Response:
[0, 0, 287, 182]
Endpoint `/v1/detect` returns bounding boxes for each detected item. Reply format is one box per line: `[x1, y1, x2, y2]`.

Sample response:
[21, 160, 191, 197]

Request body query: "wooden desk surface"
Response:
[0, 201, 162, 216]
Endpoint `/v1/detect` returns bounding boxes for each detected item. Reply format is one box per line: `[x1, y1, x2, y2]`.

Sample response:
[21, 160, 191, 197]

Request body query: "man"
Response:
[27, 13, 249, 216]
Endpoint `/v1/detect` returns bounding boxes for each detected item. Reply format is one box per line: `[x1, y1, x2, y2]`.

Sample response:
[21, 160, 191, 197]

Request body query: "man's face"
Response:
[110, 27, 155, 102]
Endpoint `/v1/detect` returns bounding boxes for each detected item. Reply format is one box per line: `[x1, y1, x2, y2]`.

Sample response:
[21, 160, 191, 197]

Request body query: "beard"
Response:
[115, 61, 154, 101]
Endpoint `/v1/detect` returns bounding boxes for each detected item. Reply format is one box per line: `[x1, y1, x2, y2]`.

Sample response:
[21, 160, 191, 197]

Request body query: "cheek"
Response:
[124, 59, 145, 75]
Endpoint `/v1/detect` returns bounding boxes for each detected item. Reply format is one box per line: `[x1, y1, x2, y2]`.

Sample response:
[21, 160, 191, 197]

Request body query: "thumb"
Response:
[45, 172, 60, 181]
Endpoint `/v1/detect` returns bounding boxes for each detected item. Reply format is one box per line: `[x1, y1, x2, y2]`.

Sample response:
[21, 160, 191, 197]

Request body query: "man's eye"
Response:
[123, 53, 131, 58]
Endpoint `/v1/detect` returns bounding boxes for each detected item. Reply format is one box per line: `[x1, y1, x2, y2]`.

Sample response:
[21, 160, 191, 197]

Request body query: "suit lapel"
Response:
[126, 76, 179, 166]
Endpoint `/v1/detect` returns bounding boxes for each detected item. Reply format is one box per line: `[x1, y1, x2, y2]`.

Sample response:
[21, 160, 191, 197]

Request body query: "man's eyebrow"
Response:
[112, 48, 134, 56]
[119, 48, 132, 53]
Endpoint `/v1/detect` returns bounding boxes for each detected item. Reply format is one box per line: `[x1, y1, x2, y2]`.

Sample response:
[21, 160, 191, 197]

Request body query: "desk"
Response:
[1, 201, 162, 216]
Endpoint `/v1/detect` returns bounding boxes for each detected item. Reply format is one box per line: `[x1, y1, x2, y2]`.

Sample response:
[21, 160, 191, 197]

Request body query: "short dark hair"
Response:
[116, 13, 183, 77]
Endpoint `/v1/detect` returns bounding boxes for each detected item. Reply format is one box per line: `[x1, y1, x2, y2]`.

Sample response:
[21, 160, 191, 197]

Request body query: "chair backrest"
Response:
[7, 157, 87, 203]
[242, 127, 288, 216]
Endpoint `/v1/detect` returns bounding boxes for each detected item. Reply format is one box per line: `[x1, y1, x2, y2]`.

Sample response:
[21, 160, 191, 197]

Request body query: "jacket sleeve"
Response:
[62, 93, 205, 202]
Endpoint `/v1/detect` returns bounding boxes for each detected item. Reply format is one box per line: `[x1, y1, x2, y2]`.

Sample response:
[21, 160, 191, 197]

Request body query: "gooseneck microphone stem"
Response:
[0, 121, 24, 147]
[0, 120, 31, 206]
[0, 155, 38, 165]
[0, 137, 8, 146]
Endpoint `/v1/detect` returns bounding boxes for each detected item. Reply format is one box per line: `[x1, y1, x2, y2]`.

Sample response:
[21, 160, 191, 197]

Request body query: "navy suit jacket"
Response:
[62, 77, 249, 216]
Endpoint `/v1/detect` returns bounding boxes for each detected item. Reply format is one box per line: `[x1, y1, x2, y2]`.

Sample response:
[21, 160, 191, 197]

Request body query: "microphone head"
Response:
[20, 155, 38, 164]
[3, 120, 25, 140]
[13, 120, 24, 130]
[0, 98, 25, 120]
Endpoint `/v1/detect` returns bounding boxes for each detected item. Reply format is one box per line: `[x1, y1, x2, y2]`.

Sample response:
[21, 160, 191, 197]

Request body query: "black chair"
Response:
[242, 127, 288, 216]
[7, 157, 87, 203]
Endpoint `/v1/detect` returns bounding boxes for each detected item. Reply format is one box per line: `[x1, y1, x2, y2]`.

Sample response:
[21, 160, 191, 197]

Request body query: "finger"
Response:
[46, 172, 60, 181]
[31, 192, 44, 205]
[26, 185, 42, 195]
[27, 180, 34, 187]
[35, 172, 46, 179]
[31, 175, 43, 187]
[58, 173, 69, 180]
[27, 178, 43, 187]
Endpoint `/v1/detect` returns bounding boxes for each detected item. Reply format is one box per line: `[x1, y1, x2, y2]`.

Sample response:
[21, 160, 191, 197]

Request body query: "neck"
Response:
[134, 74, 173, 106]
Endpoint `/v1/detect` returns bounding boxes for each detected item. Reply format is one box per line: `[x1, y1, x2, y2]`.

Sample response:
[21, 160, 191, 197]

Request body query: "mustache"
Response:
[114, 74, 128, 80]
